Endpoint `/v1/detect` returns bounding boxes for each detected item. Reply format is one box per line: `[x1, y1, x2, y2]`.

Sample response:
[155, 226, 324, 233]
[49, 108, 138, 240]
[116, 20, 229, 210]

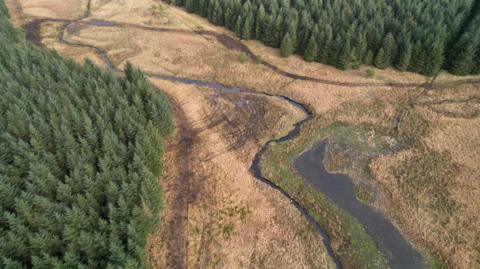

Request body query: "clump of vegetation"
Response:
[366, 68, 375, 78]
[279, 32, 294, 57]
[239, 52, 248, 63]
[254, 54, 262, 64]
[150, 3, 168, 18]
[222, 223, 234, 239]
[396, 110, 430, 146]
[324, 145, 348, 171]
[355, 184, 375, 204]
[0, 3, 173, 268]
[431, 257, 449, 269]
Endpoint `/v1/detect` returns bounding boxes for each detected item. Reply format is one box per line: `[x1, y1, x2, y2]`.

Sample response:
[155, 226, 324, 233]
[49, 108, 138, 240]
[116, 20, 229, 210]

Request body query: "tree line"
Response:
[168, 0, 480, 76]
[0, 1, 173, 267]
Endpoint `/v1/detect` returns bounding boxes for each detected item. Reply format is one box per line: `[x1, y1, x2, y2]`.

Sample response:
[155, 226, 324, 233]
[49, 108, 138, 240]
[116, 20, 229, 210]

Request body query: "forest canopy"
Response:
[0, 1, 173, 267]
[168, 0, 480, 76]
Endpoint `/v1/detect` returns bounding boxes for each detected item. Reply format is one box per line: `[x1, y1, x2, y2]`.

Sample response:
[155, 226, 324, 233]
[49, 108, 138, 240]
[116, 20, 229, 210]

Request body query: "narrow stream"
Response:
[150, 74, 343, 269]
[295, 142, 427, 269]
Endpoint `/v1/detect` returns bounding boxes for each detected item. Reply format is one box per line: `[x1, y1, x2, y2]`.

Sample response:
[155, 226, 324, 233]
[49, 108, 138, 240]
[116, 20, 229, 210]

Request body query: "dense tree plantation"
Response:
[0, 1, 173, 268]
[168, 0, 480, 76]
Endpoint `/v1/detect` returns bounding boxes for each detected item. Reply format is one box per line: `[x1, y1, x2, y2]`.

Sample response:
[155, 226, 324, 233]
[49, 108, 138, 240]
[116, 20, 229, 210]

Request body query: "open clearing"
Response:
[7, 0, 480, 268]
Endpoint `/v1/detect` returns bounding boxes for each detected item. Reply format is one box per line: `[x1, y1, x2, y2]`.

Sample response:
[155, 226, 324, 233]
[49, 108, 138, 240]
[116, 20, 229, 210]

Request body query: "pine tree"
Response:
[223, 2, 234, 29]
[185, 0, 196, 12]
[396, 39, 412, 71]
[449, 33, 477, 75]
[424, 38, 444, 77]
[234, 15, 243, 38]
[473, 47, 480, 74]
[210, 0, 223, 26]
[350, 48, 360, 69]
[296, 11, 313, 55]
[410, 41, 426, 73]
[279, 33, 294, 58]
[254, 4, 266, 39]
[262, 16, 277, 46]
[318, 27, 333, 64]
[328, 36, 342, 66]
[272, 15, 283, 46]
[374, 48, 388, 69]
[242, 13, 254, 40]
[364, 50, 374, 65]
[304, 34, 318, 62]
[336, 38, 351, 70]
[381, 32, 396, 67]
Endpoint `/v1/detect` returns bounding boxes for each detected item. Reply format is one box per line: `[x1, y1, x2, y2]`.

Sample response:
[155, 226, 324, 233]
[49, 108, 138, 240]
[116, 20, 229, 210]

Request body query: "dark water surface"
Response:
[295, 141, 427, 269]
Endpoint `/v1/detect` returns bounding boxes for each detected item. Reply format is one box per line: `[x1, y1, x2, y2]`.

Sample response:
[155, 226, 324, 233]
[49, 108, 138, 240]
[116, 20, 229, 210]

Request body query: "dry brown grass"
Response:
[147, 80, 336, 269]
[245, 40, 430, 85]
[367, 86, 480, 269]
[272, 83, 480, 268]
[19, 0, 87, 19]
[90, 0, 184, 28]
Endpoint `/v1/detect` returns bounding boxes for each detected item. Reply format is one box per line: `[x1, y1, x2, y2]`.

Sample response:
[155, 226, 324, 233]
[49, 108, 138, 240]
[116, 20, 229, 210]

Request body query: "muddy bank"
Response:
[295, 141, 427, 269]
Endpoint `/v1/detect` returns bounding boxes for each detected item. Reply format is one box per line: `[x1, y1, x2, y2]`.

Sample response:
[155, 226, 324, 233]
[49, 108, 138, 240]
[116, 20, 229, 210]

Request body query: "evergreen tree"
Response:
[279, 33, 294, 57]
[242, 12, 254, 40]
[210, 0, 223, 25]
[382, 32, 396, 67]
[396, 39, 412, 71]
[410, 41, 426, 73]
[364, 50, 374, 65]
[336, 38, 351, 70]
[254, 4, 266, 39]
[318, 26, 333, 64]
[374, 48, 388, 69]
[449, 33, 478, 75]
[234, 15, 243, 38]
[304, 34, 318, 62]
[328, 36, 342, 66]
[424, 38, 445, 77]
[473, 47, 480, 75]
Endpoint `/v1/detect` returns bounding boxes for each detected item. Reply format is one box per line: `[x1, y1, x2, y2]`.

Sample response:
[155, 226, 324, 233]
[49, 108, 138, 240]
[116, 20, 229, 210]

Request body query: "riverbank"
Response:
[296, 142, 426, 269]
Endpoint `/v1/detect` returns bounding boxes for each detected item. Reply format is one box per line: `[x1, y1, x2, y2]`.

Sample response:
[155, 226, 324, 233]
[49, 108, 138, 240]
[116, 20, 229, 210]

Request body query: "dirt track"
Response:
[12, 8, 480, 89]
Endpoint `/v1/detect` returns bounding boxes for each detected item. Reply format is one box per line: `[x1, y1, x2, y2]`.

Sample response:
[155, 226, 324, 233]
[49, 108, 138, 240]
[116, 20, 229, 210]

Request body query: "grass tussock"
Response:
[394, 152, 459, 224]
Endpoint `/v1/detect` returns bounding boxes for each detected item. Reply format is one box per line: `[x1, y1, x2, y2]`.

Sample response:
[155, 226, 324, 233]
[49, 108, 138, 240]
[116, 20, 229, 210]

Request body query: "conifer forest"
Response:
[169, 0, 480, 76]
[0, 1, 173, 267]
